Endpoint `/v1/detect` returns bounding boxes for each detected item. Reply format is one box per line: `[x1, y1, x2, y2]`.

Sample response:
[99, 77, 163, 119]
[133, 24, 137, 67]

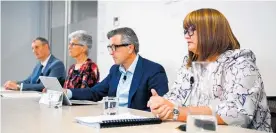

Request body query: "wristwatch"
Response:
[173, 106, 180, 121]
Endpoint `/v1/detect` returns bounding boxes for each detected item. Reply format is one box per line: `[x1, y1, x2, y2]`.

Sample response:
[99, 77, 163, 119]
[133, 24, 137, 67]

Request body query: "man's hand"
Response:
[42, 88, 47, 93]
[4, 81, 19, 90]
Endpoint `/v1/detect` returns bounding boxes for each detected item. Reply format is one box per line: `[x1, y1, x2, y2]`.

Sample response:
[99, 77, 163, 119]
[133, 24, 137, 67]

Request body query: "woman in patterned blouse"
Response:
[64, 30, 100, 89]
[147, 8, 272, 132]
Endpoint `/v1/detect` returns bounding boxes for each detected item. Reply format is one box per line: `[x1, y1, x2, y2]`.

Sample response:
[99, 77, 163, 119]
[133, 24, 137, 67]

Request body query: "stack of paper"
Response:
[0, 87, 12, 92]
[1, 92, 41, 98]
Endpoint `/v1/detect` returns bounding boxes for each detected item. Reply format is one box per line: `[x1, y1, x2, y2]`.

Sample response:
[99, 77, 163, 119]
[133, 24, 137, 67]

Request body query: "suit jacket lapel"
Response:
[110, 67, 121, 96]
[42, 55, 54, 75]
[32, 63, 43, 83]
[128, 56, 143, 107]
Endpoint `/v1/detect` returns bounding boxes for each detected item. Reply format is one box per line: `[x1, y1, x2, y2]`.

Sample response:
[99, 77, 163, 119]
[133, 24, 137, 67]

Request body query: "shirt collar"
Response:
[41, 54, 51, 67]
[119, 55, 139, 74]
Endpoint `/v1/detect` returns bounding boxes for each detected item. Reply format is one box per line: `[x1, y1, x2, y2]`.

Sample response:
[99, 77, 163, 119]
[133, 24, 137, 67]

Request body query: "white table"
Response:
[1, 91, 268, 133]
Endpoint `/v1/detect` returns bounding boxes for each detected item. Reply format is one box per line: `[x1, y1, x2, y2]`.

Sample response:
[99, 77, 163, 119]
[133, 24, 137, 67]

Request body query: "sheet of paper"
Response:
[70, 100, 98, 105]
[0, 87, 12, 92]
[1, 92, 41, 98]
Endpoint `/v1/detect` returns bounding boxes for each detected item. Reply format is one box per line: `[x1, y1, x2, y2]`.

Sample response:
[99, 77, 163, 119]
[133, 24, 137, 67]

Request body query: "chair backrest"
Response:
[267, 98, 276, 133]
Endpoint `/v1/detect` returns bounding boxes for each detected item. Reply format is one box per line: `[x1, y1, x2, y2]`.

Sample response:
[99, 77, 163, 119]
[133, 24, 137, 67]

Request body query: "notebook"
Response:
[75, 113, 162, 128]
[39, 76, 98, 105]
[100, 117, 162, 128]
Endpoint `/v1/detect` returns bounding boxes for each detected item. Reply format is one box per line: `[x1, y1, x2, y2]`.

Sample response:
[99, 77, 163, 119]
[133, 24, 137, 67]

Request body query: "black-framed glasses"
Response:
[69, 42, 84, 47]
[107, 44, 130, 52]
[184, 25, 196, 36]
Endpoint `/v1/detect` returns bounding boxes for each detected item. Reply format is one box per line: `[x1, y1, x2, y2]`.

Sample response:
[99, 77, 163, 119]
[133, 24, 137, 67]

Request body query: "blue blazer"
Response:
[18, 55, 66, 92]
[70, 56, 169, 111]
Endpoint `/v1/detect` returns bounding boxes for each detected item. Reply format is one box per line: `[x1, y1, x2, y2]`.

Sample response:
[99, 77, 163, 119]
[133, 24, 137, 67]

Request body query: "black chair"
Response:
[267, 97, 276, 133]
[271, 112, 276, 133]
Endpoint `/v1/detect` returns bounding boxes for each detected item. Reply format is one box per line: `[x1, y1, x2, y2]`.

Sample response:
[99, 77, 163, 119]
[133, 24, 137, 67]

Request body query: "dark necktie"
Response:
[32, 65, 43, 84]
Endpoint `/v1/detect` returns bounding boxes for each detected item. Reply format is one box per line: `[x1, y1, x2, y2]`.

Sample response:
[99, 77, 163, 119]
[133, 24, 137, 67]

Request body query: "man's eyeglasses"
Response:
[69, 43, 84, 47]
[107, 44, 130, 52]
[184, 25, 196, 36]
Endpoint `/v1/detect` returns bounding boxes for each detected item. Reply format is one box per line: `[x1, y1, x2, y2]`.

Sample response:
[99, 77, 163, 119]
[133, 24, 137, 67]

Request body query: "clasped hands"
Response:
[147, 89, 174, 120]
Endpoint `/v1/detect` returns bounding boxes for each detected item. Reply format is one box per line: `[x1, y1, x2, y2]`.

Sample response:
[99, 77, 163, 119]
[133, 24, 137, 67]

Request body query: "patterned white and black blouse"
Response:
[163, 49, 272, 132]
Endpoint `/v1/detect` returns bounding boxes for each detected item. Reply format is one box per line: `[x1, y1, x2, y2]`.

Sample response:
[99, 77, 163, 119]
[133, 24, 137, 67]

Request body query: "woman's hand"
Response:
[147, 89, 174, 120]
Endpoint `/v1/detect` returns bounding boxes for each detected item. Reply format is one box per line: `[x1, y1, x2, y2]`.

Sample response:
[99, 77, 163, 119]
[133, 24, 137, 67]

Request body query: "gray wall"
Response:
[67, 1, 98, 69]
[50, 1, 98, 70]
[50, 1, 66, 65]
[1, 1, 49, 84]
[1, 1, 98, 84]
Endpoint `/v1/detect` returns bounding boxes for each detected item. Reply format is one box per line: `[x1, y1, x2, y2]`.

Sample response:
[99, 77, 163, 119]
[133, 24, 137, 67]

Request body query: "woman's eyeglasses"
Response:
[184, 25, 196, 36]
[69, 43, 84, 47]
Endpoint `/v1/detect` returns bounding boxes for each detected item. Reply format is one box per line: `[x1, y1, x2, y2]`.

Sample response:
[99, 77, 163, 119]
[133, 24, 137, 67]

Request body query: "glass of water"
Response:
[48, 90, 63, 109]
[103, 97, 119, 115]
[186, 62, 218, 133]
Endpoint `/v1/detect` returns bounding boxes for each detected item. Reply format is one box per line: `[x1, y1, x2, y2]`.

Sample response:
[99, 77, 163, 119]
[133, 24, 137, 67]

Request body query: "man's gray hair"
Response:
[68, 30, 92, 55]
[107, 27, 139, 54]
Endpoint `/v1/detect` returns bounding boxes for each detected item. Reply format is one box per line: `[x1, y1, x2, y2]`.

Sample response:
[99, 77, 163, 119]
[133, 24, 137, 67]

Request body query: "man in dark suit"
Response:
[66, 27, 169, 111]
[4, 37, 66, 92]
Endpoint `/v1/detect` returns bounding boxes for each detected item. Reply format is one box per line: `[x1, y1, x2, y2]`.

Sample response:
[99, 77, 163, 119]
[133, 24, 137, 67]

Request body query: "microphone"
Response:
[182, 76, 195, 106]
[123, 75, 127, 81]
[190, 76, 194, 86]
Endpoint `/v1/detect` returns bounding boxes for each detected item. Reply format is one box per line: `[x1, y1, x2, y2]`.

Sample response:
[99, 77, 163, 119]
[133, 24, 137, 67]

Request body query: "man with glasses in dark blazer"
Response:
[65, 27, 169, 111]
